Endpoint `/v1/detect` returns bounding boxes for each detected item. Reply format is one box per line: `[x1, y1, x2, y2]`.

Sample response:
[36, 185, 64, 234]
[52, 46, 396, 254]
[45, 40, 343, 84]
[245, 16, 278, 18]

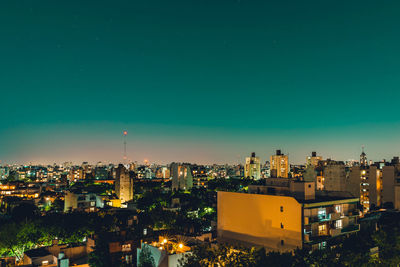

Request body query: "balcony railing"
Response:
[305, 210, 359, 225]
[341, 224, 360, 233]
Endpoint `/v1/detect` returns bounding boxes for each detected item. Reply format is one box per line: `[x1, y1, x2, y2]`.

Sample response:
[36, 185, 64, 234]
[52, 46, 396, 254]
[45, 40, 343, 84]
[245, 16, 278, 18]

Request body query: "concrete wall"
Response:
[368, 166, 379, 207]
[323, 164, 346, 191]
[347, 167, 361, 198]
[217, 191, 302, 252]
[395, 185, 400, 210]
[382, 166, 395, 205]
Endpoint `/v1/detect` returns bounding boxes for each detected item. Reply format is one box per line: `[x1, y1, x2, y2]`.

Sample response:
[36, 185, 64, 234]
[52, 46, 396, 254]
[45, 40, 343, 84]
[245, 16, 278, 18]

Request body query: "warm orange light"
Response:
[123, 131, 128, 136]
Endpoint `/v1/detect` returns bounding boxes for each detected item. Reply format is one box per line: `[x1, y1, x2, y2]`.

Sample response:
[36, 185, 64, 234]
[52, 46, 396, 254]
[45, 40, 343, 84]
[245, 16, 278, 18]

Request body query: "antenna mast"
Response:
[123, 130, 128, 163]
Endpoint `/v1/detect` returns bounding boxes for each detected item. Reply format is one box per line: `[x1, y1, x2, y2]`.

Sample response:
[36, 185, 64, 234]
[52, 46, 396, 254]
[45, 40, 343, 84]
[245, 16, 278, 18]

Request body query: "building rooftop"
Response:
[24, 247, 51, 258]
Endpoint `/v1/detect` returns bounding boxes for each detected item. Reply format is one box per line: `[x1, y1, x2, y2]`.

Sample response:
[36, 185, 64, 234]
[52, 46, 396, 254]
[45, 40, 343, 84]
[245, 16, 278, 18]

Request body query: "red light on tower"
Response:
[123, 131, 128, 136]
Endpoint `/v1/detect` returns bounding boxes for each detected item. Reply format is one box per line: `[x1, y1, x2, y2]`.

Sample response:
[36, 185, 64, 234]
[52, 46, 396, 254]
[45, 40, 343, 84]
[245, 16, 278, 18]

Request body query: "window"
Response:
[335, 220, 342, 229]
[281, 240, 284, 246]
[318, 224, 327, 235]
[335, 205, 342, 214]
[122, 244, 131, 252]
[42, 261, 49, 266]
[281, 223, 284, 229]
[280, 206, 284, 212]
[318, 208, 326, 220]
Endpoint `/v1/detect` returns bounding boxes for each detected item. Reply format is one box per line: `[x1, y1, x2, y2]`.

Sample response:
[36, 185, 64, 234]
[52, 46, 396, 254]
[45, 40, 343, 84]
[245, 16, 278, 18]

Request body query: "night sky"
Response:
[1, 0, 400, 165]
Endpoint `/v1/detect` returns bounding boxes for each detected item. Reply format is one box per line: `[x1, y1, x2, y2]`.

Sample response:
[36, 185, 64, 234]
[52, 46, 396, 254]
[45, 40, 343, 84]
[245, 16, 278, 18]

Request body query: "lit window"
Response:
[335, 220, 342, 229]
[318, 224, 327, 235]
[335, 205, 342, 213]
[318, 209, 326, 220]
[122, 244, 131, 252]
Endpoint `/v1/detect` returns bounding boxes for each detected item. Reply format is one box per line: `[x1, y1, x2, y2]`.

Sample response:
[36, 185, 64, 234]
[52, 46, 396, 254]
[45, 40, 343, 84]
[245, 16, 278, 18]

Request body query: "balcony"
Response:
[330, 228, 341, 237]
[304, 234, 310, 242]
[330, 213, 340, 220]
[341, 224, 360, 234]
[347, 209, 360, 216]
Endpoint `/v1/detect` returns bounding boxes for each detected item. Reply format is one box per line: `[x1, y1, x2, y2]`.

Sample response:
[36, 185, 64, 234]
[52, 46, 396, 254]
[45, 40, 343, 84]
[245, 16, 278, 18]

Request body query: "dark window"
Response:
[280, 206, 284, 212]
[281, 240, 284, 246]
[281, 223, 284, 229]
[308, 184, 311, 188]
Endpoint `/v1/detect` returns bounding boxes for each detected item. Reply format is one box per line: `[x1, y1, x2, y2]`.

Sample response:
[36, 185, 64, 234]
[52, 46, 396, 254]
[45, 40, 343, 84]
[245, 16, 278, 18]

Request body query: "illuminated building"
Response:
[137, 236, 192, 267]
[115, 164, 134, 204]
[171, 163, 193, 191]
[348, 149, 380, 213]
[244, 152, 261, 180]
[0, 167, 9, 180]
[306, 151, 322, 167]
[360, 146, 367, 167]
[94, 166, 109, 180]
[218, 180, 360, 252]
[270, 150, 289, 178]
[156, 166, 170, 179]
[68, 167, 84, 182]
[64, 190, 104, 212]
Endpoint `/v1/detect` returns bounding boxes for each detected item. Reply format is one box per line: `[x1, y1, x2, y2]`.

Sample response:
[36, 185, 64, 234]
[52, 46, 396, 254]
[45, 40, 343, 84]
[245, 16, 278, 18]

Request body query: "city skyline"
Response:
[2, 1, 400, 164]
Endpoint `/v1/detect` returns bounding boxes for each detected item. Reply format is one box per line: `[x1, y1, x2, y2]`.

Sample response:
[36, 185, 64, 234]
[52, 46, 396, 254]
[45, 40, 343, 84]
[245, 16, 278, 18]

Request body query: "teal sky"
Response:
[1, 0, 400, 165]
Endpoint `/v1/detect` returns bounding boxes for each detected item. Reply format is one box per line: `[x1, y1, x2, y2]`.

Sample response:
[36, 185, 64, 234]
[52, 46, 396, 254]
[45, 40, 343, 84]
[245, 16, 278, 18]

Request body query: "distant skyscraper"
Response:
[244, 152, 261, 180]
[270, 150, 289, 178]
[115, 164, 134, 203]
[306, 151, 322, 167]
[171, 163, 193, 191]
[360, 146, 367, 167]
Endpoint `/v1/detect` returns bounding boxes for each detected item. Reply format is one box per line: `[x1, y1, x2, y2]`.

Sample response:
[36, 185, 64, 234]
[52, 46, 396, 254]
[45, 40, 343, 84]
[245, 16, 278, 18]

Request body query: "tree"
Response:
[11, 202, 39, 222]
[88, 232, 120, 267]
[138, 245, 156, 267]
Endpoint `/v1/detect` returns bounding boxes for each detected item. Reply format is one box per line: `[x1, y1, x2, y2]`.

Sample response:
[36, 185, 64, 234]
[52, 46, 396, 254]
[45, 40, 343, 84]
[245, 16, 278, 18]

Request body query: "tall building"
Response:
[171, 163, 193, 191]
[244, 152, 261, 180]
[381, 157, 400, 208]
[360, 146, 367, 167]
[348, 165, 379, 213]
[94, 166, 109, 180]
[306, 152, 322, 167]
[346, 149, 381, 213]
[270, 150, 289, 178]
[115, 164, 134, 203]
